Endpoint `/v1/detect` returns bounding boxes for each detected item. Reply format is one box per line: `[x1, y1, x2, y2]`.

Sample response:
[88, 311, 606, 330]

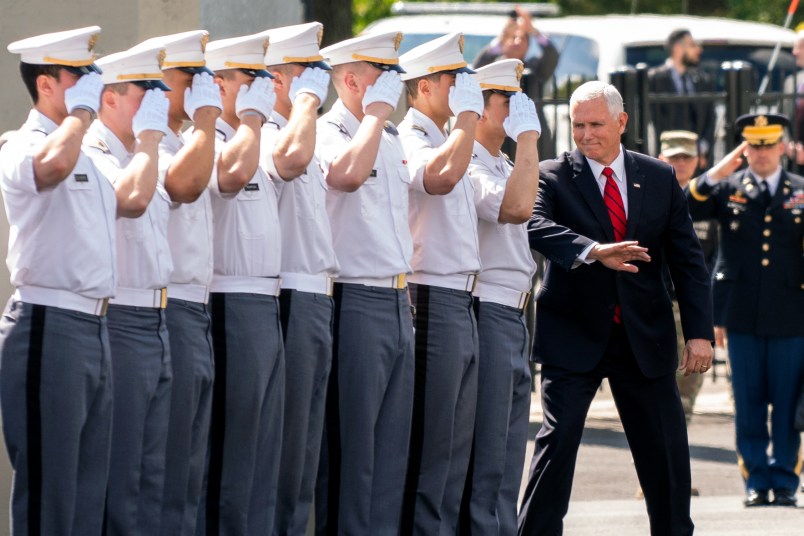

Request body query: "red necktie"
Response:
[602, 167, 626, 323]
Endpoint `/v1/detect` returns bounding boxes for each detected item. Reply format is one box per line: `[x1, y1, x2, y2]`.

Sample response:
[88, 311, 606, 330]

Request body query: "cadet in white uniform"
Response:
[396, 33, 484, 536]
[0, 27, 115, 536]
[315, 31, 414, 535]
[200, 34, 285, 536]
[133, 31, 223, 536]
[84, 44, 173, 536]
[260, 22, 339, 536]
[460, 59, 540, 536]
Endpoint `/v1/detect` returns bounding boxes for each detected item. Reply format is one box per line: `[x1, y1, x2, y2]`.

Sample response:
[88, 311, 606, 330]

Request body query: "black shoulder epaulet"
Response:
[326, 120, 351, 140]
[384, 121, 399, 136]
[502, 152, 514, 166]
[84, 136, 110, 154]
[215, 128, 228, 142]
[264, 120, 281, 131]
[410, 124, 428, 136]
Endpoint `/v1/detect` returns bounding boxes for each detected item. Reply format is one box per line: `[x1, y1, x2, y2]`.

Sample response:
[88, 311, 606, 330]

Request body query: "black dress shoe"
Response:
[743, 489, 770, 507]
[772, 489, 798, 507]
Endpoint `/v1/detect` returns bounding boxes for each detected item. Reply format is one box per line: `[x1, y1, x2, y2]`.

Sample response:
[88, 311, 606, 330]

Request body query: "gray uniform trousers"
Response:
[161, 298, 214, 536]
[200, 292, 285, 536]
[315, 283, 414, 535]
[273, 288, 333, 536]
[401, 283, 479, 536]
[0, 299, 112, 535]
[462, 300, 532, 536]
[105, 304, 173, 536]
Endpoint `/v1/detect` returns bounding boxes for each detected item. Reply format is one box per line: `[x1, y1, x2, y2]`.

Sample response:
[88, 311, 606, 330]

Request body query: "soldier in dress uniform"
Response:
[84, 43, 173, 535]
[1, 26, 117, 536]
[686, 113, 804, 508]
[396, 33, 484, 535]
[132, 30, 222, 536]
[200, 33, 284, 535]
[454, 59, 541, 536]
[259, 22, 339, 536]
[314, 31, 414, 535]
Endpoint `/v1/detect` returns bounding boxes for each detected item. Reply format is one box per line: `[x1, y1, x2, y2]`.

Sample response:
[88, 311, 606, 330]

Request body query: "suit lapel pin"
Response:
[633, 183, 641, 189]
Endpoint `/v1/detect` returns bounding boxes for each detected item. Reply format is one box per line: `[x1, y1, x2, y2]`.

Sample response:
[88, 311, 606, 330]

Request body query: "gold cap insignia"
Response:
[516, 62, 524, 82]
[458, 35, 465, 54]
[157, 49, 166, 68]
[317, 27, 324, 47]
[263, 38, 270, 55]
[754, 115, 768, 127]
[394, 32, 403, 52]
[200, 34, 209, 53]
[88, 33, 99, 52]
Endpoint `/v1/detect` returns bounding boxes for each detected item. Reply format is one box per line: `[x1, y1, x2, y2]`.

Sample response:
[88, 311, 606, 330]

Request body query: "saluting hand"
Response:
[448, 72, 484, 118]
[503, 92, 541, 140]
[133, 88, 170, 138]
[588, 241, 651, 273]
[184, 72, 222, 121]
[290, 67, 330, 108]
[707, 141, 747, 181]
[236, 76, 276, 123]
[65, 72, 104, 117]
[363, 70, 403, 116]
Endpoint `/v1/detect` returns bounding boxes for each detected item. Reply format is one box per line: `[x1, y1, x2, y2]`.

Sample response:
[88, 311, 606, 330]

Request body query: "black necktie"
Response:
[759, 180, 772, 207]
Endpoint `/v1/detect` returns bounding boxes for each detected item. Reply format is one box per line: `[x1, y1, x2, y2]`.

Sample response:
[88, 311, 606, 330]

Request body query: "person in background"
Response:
[473, 5, 558, 160]
[686, 113, 804, 508]
[783, 30, 804, 165]
[648, 29, 715, 167]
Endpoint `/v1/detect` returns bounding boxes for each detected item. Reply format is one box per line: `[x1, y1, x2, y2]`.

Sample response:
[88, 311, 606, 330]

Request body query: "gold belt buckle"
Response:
[159, 288, 168, 309]
[469, 273, 478, 293]
[394, 273, 406, 289]
[99, 298, 109, 316]
[326, 276, 335, 297]
[276, 276, 283, 296]
[520, 291, 532, 310]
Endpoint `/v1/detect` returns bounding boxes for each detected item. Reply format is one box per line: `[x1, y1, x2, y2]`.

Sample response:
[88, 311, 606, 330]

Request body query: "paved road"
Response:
[0, 369, 800, 535]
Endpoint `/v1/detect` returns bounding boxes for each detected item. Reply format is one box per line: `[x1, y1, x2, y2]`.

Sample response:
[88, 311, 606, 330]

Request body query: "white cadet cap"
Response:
[398, 32, 474, 81]
[321, 31, 405, 73]
[205, 33, 272, 78]
[7, 26, 102, 74]
[263, 22, 330, 70]
[134, 30, 212, 75]
[473, 58, 523, 95]
[96, 44, 171, 91]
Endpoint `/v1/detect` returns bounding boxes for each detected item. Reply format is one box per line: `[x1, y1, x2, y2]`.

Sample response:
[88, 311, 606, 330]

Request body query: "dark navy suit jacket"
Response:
[528, 149, 714, 378]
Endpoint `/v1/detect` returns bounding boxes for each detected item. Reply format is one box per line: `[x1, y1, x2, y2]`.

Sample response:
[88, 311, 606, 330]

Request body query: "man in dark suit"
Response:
[518, 81, 714, 536]
[686, 114, 804, 508]
[648, 29, 715, 167]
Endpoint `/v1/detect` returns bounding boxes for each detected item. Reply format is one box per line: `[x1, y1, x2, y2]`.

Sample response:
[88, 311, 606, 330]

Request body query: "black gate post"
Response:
[610, 66, 638, 151]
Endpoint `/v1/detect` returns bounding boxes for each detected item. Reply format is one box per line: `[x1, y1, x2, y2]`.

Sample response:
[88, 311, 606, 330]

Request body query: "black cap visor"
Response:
[366, 61, 406, 74]
[238, 68, 274, 79]
[63, 63, 102, 76]
[133, 79, 172, 91]
[178, 66, 215, 76]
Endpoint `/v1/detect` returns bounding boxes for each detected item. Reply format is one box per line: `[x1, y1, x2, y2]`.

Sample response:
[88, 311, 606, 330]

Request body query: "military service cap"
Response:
[321, 31, 405, 73]
[660, 130, 698, 157]
[262, 22, 330, 70]
[134, 30, 212, 75]
[472, 58, 523, 95]
[205, 33, 273, 79]
[736, 113, 788, 146]
[399, 32, 474, 81]
[8, 26, 102, 75]
[97, 43, 170, 91]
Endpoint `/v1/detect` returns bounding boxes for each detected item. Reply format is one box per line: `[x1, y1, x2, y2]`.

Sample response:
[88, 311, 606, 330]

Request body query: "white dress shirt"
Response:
[316, 99, 412, 279]
[0, 109, 117, 299]
[159, 129, 215, 291]
[85, 120, 172, 290]
[398, 107, 481, 277]
[209, 117, 281, 279]
[262, 111, 338, 277]
[468, 142, 536, 292]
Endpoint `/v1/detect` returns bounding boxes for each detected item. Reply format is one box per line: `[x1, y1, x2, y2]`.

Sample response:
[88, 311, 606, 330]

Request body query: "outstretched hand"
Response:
[588, 241, 650, 273]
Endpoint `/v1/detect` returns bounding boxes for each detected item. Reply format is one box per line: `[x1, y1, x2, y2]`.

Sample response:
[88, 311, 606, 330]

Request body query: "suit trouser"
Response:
[401, 283, 479, 536]
[462, 300, 531, 536]
[200, 292, 285, 536]
[274, 289, 334, 536]
[105, 304, 173, 536]
[316, 283, 414, 535]
[161, 298, 214, 536]
[0, 299, 112, 536]
[518, 325, 693, 536]
[728, 332, 804, 493]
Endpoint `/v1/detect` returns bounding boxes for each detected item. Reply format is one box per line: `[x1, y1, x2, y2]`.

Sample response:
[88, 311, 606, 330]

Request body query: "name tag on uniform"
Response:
[74, 174, 89, 183]
[244, 183, 259, 191]
[369, 169, 377, 178]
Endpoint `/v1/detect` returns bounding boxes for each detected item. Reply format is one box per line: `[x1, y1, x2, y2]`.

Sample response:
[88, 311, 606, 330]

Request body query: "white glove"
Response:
[503, 92, 541, 140]
[290, 67, 330, 107]
[64, 72, 104, 116]
[236, 76, 276, 122]
[132, 88, 170, 138]
[362, 70, 403, 113]
[448, 72, 483, 117]
[184, 72, 222, 119]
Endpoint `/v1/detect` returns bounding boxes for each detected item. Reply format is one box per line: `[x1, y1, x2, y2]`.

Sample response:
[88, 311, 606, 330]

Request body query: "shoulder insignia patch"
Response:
[327, 120, 351, 140]
[411, 124, 428, 136]
[384, 121, 399, 136]
[84, 136, 110, 154]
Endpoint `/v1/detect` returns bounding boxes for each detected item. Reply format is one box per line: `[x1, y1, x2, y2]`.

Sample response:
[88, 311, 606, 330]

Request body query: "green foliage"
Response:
[354, 0, 396, 34]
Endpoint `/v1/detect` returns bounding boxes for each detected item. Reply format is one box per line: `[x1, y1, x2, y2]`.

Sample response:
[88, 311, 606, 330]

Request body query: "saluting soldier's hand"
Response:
[184, 72, 222, 121]
[588, 241, 651, 273]
[290, 67, 330, 108]
[133, 88, 170, 138]
[448, 72, 484, 118]
[65, 72, 104, 118]
[362, 70, 403, 116]
[503, 92, 541, 141]
[679, 338, 714, 376]
[235, 76, 276, 124]
[708, 141, 747, 181]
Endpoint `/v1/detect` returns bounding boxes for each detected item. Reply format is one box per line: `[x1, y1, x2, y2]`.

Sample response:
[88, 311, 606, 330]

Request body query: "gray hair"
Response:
[569, 81, 624, 119]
